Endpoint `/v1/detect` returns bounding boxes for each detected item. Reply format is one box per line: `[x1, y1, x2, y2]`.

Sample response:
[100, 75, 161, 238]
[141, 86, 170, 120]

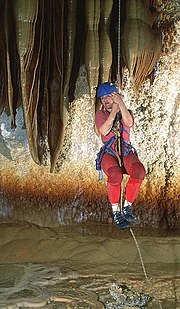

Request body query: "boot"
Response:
[122, 203, 141, 223]
[112, 211, 130, 229]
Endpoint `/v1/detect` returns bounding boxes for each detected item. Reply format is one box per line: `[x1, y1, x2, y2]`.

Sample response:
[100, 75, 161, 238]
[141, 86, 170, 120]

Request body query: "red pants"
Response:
[101, 152, 146, 204]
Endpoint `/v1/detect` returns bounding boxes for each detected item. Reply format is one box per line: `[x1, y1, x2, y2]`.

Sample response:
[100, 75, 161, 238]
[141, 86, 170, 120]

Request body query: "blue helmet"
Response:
[96, 82, 118, 98]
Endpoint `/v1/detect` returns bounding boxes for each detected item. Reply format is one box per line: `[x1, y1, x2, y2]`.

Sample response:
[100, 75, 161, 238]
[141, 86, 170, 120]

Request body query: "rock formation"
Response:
[0, 0, 179, 228]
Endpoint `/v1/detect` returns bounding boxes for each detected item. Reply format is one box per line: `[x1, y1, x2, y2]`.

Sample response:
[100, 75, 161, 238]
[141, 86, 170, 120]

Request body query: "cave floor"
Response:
[0, 221, 179, 308]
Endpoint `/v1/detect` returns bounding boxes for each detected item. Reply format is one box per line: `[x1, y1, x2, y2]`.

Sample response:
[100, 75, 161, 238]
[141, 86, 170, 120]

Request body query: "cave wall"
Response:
[0, 0, 179, 228]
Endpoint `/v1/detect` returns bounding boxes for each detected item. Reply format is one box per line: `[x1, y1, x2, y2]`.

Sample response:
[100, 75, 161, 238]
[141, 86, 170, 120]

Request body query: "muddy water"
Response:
[0, 221, 179, 309]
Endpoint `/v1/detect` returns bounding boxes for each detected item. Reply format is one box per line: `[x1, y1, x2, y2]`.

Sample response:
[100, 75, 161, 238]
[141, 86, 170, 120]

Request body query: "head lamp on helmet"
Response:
[96, 82, 118, 98]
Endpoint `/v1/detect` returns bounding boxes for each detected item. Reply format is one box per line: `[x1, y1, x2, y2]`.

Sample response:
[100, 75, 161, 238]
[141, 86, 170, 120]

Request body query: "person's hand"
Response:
[112, 92, 124, 105]
[112, 92, 133, 127]
[111, 101, 120, 114]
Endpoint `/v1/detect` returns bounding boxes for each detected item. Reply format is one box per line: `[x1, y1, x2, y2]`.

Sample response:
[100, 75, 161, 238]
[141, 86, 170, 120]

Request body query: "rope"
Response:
[129, 227, 148, 280]
[117, 0, 121, 87]
[129, 227, 163, 309]
[116, 3, 162, 306]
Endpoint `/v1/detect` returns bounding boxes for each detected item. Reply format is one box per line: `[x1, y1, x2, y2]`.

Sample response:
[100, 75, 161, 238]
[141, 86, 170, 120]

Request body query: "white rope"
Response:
[117, 0, 123, 211]
[129, 227, 148, 280]
[117, 0, 121, 87]
[129, 227, 163, 309]
[117, 3, 162, 307]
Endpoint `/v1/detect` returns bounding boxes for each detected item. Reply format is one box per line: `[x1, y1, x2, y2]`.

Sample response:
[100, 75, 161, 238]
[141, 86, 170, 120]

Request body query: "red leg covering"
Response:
[107, 182, 121, 204]
[101, 153, 123, 204]
[125, 178, 143, 203]
[123, 153, 146, 203]
[101, 151, 146, 205]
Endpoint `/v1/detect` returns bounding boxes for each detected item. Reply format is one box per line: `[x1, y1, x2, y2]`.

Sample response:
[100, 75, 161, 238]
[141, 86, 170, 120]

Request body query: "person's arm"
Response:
[98, 103, 119, 135]
[112, 93, 133, 127]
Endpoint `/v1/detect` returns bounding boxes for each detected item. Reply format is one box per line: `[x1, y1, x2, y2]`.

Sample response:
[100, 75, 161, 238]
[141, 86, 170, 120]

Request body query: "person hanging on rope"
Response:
[95, 82, 146, 229]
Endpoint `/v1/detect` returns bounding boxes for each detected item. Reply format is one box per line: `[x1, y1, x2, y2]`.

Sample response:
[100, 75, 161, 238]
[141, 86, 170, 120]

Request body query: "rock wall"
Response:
[0, 0, 179, 228]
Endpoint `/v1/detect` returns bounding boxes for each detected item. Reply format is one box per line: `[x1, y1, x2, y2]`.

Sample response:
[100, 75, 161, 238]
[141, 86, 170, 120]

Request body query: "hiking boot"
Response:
[122, 204, 141, 223]
[113, 211, 130, 229]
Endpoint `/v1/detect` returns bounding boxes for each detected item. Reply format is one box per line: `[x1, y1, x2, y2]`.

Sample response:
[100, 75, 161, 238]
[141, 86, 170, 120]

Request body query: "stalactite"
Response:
[99, 0, 113, 83]
[85, 0, 100, 117]
[37, 0, 51, 145]
[63, 0, 77, 112]
[0, 0, 8, 116]
[48, 0, 65, 172]
[121, 0, 162, 92]
[6, 0, 22, 129]
[13, 0, 40, 164]
[0, 0, 164, 171]
[94, 0, 114, 113]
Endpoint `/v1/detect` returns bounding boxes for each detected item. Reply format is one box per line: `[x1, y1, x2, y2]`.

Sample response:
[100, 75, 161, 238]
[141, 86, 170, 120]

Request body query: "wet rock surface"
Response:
[0, 0, 179, 232]
[0, 221, 179, 308]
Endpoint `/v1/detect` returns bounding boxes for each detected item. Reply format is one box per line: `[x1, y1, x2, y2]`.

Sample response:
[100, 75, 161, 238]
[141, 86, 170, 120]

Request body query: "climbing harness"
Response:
[95, 112, 137, 180]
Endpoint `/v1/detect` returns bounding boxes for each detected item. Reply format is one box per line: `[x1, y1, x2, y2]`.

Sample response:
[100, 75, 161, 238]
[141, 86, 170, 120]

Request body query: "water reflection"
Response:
[0, 221, 179, 308]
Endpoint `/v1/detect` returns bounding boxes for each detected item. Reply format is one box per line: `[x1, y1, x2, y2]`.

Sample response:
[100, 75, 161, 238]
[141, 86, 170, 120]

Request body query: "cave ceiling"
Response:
[0, 0, 170, 171]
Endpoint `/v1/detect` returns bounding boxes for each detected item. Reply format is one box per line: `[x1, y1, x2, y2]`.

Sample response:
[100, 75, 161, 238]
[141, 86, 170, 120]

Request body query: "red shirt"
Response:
[95, 109, 134, 154]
